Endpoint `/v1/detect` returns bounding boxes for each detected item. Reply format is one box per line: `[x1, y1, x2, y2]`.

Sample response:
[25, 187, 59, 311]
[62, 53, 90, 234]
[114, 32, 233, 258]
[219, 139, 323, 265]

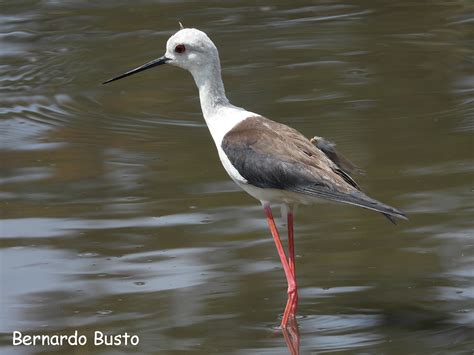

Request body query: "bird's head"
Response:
[103, 27, 220, 84]
[165, 28, 219, 71]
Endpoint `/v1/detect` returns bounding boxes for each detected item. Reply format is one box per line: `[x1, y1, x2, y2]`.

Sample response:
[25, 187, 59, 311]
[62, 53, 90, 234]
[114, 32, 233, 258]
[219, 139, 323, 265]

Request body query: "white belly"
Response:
[237, 182, 318, 205]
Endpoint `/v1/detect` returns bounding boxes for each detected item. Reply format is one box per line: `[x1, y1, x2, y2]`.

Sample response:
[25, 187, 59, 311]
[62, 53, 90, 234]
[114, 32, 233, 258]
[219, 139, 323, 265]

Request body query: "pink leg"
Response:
[287, 210, 296, 274]
[263, 203, 297, 328]
[287, 210, 298, 314]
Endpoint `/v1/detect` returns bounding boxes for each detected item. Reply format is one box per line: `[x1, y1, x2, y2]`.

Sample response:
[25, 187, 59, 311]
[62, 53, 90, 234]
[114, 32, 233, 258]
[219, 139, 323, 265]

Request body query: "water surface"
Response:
[1, 1, 473, 354]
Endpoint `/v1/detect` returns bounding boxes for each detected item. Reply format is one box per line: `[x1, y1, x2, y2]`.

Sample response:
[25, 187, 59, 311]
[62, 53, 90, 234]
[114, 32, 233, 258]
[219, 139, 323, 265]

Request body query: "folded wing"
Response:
[222, 116, 407, 222]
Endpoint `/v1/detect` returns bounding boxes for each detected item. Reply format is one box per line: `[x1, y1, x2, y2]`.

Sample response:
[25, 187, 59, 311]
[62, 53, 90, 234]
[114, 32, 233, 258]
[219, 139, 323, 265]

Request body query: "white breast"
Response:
[204, 105, 256, 185]
[204, 105, 253, 145]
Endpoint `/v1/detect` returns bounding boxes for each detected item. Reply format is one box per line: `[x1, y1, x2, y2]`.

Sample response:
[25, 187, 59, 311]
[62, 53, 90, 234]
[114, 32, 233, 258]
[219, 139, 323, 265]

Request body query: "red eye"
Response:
[174, 44, 186, 54]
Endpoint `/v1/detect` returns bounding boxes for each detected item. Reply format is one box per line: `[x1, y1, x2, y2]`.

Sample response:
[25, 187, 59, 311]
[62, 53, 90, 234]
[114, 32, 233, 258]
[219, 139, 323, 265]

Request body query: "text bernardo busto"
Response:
[13, 330, 139, 346]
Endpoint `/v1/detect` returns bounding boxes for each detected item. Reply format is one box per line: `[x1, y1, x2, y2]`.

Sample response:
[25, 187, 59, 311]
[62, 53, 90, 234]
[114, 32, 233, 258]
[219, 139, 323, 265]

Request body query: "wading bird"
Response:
[103, 27, 407, 328]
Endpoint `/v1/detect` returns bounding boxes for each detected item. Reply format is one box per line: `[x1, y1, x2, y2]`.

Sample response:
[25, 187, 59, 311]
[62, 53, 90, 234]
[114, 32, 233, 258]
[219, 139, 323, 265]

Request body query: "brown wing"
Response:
[221, 116, 407, 222]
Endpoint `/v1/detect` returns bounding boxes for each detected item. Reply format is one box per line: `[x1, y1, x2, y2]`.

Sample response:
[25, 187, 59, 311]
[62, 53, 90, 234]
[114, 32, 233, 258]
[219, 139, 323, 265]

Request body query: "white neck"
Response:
[189, 61, 231, 119]
[188, 59, 254, 147]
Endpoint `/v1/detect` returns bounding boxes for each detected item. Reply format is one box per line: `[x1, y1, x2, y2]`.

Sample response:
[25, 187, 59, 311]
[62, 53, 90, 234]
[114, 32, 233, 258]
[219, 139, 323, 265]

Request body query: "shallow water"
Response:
[1, 1, 473, 354]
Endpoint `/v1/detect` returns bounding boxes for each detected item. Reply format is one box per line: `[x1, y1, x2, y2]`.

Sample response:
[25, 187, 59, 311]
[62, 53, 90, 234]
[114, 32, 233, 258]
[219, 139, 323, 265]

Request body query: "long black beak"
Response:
[102, 56, 170, 84]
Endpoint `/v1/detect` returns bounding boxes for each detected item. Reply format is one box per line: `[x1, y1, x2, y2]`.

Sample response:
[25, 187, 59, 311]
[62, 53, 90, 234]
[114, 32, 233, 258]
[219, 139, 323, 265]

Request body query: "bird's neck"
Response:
[191, 64, 230, 119]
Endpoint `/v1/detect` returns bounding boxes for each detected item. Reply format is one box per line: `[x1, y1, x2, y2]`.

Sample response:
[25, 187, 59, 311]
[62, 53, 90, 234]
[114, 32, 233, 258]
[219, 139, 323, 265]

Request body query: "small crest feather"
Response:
[178, 21, 184, 30]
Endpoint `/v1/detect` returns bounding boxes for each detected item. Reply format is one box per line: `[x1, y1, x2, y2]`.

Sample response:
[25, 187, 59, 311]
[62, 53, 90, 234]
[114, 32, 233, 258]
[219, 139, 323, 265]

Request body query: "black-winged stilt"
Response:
[103, 27, 407, 328]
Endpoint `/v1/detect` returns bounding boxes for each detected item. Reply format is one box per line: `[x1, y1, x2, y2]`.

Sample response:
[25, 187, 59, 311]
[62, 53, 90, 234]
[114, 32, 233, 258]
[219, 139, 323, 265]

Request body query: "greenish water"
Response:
[1, 1, 473, 354]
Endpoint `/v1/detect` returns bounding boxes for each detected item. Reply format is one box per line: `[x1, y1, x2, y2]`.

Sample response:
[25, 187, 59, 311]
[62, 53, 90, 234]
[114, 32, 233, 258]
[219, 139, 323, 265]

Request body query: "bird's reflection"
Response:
[281, 318, 300, 355]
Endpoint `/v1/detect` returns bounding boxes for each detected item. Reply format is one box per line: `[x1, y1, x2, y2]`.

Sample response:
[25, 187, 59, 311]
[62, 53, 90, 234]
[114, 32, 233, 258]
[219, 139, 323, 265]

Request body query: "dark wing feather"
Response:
[289, 185, 407, 221]
[333, 167, 360, 190]
[222, 116, 407, 222]
[309, 136, 402, 223]
[310, 136, 365, 175]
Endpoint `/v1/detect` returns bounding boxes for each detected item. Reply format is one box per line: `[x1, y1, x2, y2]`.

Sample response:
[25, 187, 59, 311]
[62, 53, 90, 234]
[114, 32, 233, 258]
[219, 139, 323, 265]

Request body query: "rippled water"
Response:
[1, 1, 473, 354]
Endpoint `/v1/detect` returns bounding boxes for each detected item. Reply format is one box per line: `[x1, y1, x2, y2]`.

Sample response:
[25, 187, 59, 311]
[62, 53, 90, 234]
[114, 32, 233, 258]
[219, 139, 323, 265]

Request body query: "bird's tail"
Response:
[342, 190, 408, 224]
[289, 185, 408, 224]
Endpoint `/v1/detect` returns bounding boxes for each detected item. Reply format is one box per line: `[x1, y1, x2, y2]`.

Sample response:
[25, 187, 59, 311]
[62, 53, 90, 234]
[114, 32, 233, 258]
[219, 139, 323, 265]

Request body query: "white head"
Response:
[103, 27, 230, 118]
[164, 28, 220, 73]
[103, 28, 222, 84]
